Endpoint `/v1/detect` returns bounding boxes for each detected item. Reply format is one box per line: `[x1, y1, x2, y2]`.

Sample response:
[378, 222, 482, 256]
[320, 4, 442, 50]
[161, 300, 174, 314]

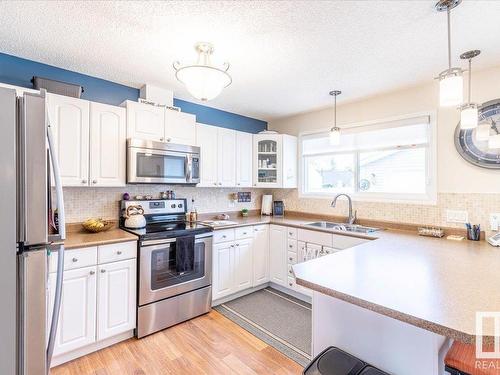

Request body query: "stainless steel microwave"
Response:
[127, 139, 200, 184]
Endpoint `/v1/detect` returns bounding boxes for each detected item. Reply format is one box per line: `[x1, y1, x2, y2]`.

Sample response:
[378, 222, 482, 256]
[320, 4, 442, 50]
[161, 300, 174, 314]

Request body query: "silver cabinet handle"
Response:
[237, 183, 240, 186]
[236, 243, 240, 246]
[289, 269, 293, 274]
[289, 244, 293, 248]
[72, 258, 78, 262]
[230, 245, 234, 248]
[222, 235, 226, 238]
[213, 182, 217, 186]
[92, 179, 97, 184]
[166, 138, 171, 142]
[242, 232, 247, 235]
[81, 179, 87, 184]
[117, 251, 122, 255]
[289, 282, 293, 287]
[289, 232, 293, 236]
[218, 182, 222, 185]
[289, 257, 293, 261]
[89, 270, 95, 275]
[101, 269, 106, 273]
[160, 137, 164, 141]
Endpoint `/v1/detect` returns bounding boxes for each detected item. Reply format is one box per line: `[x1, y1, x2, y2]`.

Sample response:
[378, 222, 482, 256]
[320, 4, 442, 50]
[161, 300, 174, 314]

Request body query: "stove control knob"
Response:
[171, 204, 176, 208]
[178, 204, 183, 208]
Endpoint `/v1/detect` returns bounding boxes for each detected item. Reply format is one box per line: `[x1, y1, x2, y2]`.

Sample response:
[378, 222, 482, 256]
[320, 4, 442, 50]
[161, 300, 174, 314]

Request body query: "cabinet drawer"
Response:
[286, 227, 297, 239]
[332, 234, 368, 250]
[287, 264, 295, 278]
[235, 226, 253, 240]
[287, 276, 296, 289]
[287, 238, 297, 253]
[287, 251, 297, 265]
[298, 229, 333, 247]
[98, 241, 137, 264]
[213, 229, 235, 243]
[253, 224, 268, 233]
[49, 247, 97, 273]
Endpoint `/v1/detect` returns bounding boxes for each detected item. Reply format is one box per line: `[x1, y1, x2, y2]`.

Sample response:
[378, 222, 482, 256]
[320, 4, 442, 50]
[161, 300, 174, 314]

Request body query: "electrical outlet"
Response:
[446, 209, 469, 224]
[490, 213, 500, 231]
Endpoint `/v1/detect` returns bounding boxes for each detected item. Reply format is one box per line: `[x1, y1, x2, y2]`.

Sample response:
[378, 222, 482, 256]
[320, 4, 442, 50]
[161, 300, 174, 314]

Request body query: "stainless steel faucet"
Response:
[331, 193, 357, 224]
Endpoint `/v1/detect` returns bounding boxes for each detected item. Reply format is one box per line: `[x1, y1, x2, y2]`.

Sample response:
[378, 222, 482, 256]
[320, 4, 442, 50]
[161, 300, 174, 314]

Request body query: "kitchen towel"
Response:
[176, 236, 195, 274]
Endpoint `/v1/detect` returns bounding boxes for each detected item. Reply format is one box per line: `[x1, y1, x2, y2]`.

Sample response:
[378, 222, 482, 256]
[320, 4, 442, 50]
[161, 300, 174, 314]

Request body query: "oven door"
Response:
[139, 233, 212, 306]
[128, 146, 189, 184]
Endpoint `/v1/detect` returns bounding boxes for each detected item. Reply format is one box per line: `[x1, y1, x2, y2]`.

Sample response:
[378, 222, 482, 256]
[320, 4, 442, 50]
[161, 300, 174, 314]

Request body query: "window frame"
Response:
[298, 111, 438, 205]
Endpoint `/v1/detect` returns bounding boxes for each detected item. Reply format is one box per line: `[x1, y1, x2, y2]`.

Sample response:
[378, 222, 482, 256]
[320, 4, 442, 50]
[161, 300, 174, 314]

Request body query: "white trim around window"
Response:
[298, 111, 438, 205]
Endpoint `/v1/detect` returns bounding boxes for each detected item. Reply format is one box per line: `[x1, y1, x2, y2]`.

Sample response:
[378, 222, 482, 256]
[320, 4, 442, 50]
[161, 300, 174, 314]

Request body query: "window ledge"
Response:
[298, 192, 438, 206]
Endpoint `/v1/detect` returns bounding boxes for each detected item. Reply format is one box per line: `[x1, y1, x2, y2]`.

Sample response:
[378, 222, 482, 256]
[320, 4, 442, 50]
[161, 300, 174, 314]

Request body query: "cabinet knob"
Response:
[237, 183, 240, 186]
[289, 282, 293, 287]
[213, 182, 217, 186]
[92, 179, 97, 184]
[222, 235, 226, 239]
[230, 245, 234, 248]
[81, 179, 87, 184]
[289, 244, 293, 248]
[160, 137, 164, 141]
[289, 257, 293, 261]
[218, 182, 222, 186]
[166, 138, 171, 142]
[72, 257, 78, 262]
[89, 270, 95, 275]
[289, 269, 293, 274]
[101, 269, 106, 273]
[236, 243, 240, 246]
[243, 232, 247, 235]
[117, 251, 122, 255]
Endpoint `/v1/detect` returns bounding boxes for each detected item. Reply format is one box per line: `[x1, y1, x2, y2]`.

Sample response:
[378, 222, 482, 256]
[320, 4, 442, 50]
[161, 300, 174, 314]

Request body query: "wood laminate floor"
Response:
[51, 310, 303, 375]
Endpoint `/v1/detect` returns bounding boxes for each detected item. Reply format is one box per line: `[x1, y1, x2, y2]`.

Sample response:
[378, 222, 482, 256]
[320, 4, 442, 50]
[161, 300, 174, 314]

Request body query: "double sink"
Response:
[306, 221, 380, 234]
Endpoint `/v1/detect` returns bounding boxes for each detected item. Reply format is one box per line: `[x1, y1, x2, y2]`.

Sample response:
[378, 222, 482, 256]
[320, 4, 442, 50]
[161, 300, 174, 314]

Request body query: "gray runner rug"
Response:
[214, 287, 312, 367]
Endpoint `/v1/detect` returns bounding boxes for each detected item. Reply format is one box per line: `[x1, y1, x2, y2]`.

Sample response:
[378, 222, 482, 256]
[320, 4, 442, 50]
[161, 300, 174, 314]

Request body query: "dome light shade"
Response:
[174, 43, 231, 101]
[460, 104, 478, 129]
[438, 70, 463, 106]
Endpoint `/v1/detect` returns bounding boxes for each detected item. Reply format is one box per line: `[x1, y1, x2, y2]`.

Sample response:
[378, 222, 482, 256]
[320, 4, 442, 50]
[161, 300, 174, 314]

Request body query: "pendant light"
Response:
[435, 0, 463, 107]
[173, 42, 231, 101]
[329, 90, 341, 145]
[459, 50, 481, 129]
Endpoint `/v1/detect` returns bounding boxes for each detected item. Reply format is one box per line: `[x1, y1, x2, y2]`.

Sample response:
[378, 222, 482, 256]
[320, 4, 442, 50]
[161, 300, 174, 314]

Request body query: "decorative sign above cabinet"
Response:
[454, 99, 500, 169]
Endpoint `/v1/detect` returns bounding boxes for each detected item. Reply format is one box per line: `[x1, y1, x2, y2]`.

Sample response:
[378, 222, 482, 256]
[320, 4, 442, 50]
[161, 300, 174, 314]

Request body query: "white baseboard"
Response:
[51, 330, 134, 368]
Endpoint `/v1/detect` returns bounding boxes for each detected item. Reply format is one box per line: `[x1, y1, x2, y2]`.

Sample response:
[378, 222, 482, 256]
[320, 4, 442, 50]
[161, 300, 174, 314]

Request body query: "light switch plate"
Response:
[446, 209, 469, 224]
[490, 213, 500, 231]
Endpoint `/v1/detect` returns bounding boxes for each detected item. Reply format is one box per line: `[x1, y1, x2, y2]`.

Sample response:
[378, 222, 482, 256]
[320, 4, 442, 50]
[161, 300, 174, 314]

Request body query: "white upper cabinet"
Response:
[196, 123, 219, 187]
[97, 259, 136, 341]
[89, 102, 126, 187]
[124, 100, 165, 142]
[47, 93, 90, 187]
[236, 132, 253, 187]
[253, 133, 297, 188]
[165, 110, 196, 145]
[217, 127, 237, 187]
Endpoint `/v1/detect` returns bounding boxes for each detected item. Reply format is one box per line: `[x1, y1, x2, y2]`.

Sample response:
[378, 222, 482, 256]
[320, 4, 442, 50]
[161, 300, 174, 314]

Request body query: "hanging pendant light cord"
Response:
[467, 58, 472, 104]
[447, 8, 452, 70]
[333, 94, 337, 128]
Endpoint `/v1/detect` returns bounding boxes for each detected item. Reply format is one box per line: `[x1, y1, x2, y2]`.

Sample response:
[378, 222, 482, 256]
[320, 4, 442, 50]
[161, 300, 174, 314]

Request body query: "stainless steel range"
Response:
[120, 199, 213, 338]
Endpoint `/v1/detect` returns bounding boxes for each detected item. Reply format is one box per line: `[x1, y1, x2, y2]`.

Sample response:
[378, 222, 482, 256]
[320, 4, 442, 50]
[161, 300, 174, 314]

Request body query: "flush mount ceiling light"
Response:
[435, 0, 463, 107]
[329, 90, 342, 146]
[459, 50, 481, 129]
[173, 42, 232, 101]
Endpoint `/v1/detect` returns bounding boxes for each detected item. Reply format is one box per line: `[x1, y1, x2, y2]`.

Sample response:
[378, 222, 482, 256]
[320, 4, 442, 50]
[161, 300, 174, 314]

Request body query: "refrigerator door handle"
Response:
[46, 109, 66, 371]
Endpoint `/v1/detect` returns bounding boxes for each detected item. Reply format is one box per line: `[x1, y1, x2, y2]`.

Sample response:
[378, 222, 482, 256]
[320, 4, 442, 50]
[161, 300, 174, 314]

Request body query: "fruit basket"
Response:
[82, 218, 113, 233]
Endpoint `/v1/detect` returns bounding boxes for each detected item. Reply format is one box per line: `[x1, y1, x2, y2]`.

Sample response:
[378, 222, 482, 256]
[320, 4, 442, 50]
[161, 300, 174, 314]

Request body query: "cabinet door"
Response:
[90, 102, 126, 187]
[236, 131, 253, 187]
[217, 128, 236, 187]
[165, 110, 196, 145]
[234, 238, 253, 292]
[252, 225, 270, 286]
[47, 93, 90, 186]
[212, 242, 235, 300]
[196, 123, 219, 187]
[97, 259, 136, 340]
[49, 266, 97, 356]
[253, 134, 282, 188]
[269, 225, 287, 286]
[125, 101, 164, 141]
[282, 134, 297, 188]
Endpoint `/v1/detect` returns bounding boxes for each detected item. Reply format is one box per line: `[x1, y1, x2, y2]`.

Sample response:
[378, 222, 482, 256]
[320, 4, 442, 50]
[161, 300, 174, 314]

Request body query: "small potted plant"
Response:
[241, 208, 249, 217]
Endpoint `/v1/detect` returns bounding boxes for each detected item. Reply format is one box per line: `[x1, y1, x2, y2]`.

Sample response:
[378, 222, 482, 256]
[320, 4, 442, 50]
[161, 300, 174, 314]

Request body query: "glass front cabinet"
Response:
[253, 133, 297, 188]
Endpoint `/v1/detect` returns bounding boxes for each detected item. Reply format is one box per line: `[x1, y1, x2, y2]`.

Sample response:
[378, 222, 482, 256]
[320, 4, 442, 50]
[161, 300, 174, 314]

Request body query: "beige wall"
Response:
[269, 65, 500, 194]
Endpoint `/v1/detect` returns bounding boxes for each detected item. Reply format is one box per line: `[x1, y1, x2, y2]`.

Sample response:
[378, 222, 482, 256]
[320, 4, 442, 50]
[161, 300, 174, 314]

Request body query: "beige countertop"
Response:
[208, 212, 500, 344]
[63, 228, 138, 249]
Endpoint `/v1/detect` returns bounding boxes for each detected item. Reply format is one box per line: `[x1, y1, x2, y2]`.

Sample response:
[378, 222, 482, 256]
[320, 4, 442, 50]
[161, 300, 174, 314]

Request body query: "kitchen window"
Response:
[300, 113, 437, 203]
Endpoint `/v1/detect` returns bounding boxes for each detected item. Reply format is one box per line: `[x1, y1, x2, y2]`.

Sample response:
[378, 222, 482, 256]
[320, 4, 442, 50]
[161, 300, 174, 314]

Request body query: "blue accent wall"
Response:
[0, 52, 267, 133]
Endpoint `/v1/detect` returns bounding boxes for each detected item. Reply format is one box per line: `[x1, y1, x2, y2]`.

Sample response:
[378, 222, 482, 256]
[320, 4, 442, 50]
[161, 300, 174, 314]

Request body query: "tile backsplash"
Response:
[62, 186, 265, 223]
[271, 190, 500, 236]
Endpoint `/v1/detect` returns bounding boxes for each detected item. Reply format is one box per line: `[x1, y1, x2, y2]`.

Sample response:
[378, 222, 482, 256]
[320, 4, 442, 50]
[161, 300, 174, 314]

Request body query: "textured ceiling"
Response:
[0, 1, 499, 120]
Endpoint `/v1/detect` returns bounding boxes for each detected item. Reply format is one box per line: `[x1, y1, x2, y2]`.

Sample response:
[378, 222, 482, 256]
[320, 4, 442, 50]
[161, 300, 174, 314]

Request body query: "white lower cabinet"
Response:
[49, 241, 137, 364]
[213, 242, 235, 300]
[50, 266, 97, 356]
[269, 225, 287, 287]
[234, 238, 253, 291]
[97, 259, 136, 340]
[252, 225, 269, 286]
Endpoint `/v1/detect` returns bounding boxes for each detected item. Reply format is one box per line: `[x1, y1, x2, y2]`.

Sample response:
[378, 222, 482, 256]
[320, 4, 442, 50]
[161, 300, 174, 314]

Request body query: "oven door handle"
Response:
[141, 241, 174, 250]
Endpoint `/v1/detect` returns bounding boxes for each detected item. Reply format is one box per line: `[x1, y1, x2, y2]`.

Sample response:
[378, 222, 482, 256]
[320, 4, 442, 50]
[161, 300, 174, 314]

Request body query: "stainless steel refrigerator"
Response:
[0, 87, 66, 375]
